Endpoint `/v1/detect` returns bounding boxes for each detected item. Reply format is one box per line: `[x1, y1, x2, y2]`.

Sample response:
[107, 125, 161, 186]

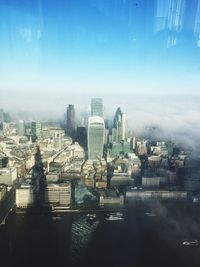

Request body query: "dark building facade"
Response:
[76, 126, 87, 148]
[66, 104, 75, 138]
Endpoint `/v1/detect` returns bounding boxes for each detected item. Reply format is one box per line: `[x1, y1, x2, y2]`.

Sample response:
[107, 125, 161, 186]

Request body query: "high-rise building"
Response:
[31, 121, 42, 141]
[18, 120, 25, 136]
[88, 116, 105, 160]
[76, 126, 87, 148]
[112, 107, 126, 143]
[0, 109, 4, 123]
[91, 98, 103, 117]
[66, 104, 75, 138]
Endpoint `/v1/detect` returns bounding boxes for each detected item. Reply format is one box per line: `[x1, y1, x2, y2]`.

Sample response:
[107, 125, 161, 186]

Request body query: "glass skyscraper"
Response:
[18, 120, 25, 136]
[88, 116, 105, 160]
[66, 104, 75, 138]
[31, 121, 42, 140]
[112, 107, 126, 143]
[91, 98, 103, 117]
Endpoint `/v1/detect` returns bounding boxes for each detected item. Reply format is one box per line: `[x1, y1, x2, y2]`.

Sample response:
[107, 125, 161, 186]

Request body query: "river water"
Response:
[0, 201, 200, 267]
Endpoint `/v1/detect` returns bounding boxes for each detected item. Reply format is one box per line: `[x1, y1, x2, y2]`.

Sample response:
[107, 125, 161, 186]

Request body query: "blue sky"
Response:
[1, 0, 200, 115]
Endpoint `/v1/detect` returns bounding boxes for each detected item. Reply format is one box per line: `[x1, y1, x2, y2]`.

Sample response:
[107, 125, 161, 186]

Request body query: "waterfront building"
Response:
[126, 190, 187, 202]
[45, 181, 71, 207]
[88, 116, 105, 160]
[66, 104, 75, 138]
[91, 98, 103, 117]
[16, 182, 35, 208]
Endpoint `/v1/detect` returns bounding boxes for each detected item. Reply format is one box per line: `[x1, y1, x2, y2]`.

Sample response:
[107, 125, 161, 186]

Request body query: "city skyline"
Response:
[1, 0, 200, 115]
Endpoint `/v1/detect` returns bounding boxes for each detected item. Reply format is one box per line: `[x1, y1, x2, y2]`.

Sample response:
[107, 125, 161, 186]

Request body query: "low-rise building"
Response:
[142, 176, 160, 187]
[0, 167, 17, 186]
[16, 182, 35, 208]
[126, 190, 187, 201]
[45, 181, 71, 208]
[98, 189, 124, 207]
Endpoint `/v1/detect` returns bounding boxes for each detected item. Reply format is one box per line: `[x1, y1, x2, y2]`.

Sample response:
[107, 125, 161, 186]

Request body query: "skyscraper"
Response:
[31, 121, 42, 141]
[0, 109, 4, 123]
[112, 107, 126, 143]
[76, 126, 87, 148]
[66, 104, 75, 138]
[18, 120, 25, 136]
[91, 98, 103, 117]
[88, 116, 105, 160]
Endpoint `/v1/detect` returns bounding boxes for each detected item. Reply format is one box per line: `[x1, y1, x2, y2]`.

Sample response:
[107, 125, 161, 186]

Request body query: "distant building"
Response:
[0, 109, 4, 123]
[91, 98, 103, 117]
[31, 121, 42, 140]
[126, 190, 187, 202]
[112, 107, 126, 142]
[66, 104, 75, 138]
[18, 120, 25, 136]
[88, 116, 105, 160]
[136, 141, 148, 156]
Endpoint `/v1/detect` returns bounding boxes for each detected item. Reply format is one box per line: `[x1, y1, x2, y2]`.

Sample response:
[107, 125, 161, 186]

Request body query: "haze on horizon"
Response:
[1, 0, 200, 144]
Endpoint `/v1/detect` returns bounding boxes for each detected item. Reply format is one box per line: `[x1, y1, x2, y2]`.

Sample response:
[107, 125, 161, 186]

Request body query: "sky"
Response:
[1, 0, 200, 118]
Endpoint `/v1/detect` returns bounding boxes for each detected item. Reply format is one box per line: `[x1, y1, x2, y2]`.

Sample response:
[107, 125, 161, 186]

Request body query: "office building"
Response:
[76, 126, 87, 148]
[0, 109, 4, 123]
[91, 98, 103, 117]
[88, 116, 105, 160]
[18, 120, 25, 136]
[66, 104, 75, 138]
[31, 121, 42, 140]
[16, 182, 35, 208]
[112, 107, 126, 142]
[45, 181, 71, 207]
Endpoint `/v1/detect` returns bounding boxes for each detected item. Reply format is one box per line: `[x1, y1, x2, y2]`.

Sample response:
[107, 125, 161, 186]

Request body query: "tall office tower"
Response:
[112, 107, 126, 143]
[66, 104, 75, 138]
[88, 116, 105, 160]
[76, 126, 87, 148]
[18, 120, 25, 136]
[31, 121, 42, 141]
[0, 109, 4, 123]
[91, 98, 103, 117]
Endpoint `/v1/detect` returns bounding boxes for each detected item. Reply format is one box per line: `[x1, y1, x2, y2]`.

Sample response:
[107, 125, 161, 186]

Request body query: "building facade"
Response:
[45, 182, 71, 207]
[31, 121, 42, 140]
[88, 116, 105, 160]
[91, 98, 103, 117]
[18, 120, 25, 136]
[66, 104, 75, 138]
[112, 107, 126, 142]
